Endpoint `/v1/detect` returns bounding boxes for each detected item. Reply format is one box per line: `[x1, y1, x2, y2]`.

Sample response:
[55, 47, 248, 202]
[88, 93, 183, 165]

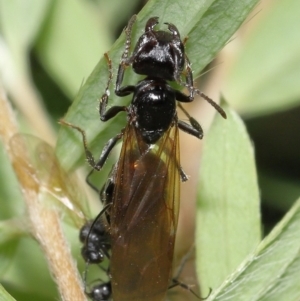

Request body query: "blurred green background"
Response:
[0, 0, 300, 300]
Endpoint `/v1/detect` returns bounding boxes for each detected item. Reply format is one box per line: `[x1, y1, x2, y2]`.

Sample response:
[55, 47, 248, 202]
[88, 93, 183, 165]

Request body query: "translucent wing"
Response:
[109, 123, 180, 301]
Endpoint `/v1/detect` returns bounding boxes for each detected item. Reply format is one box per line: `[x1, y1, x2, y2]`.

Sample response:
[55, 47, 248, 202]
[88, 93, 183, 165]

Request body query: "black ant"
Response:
[61, 15, 225, 301]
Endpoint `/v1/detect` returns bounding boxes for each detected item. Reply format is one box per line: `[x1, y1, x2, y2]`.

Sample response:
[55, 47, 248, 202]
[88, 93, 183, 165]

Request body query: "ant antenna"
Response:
[194, 88, 227, 119]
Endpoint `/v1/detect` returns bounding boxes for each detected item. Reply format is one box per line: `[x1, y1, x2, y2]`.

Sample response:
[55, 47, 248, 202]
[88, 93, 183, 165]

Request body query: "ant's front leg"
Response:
[59, 53, 127, 172]
[176, 51, 227, 119]
[115, 15, 137, 94]
[100, 53, 127, 121]
[182, 54, 196, 100]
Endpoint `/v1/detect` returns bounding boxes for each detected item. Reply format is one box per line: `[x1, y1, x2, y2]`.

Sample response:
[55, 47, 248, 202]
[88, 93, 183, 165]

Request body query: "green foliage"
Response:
[0, 283, 16, 301]
[196, 101, 261, 294]
[224, 0, 300, 116]
[1, 0, 300, 300]
[209, 196, 300, 301]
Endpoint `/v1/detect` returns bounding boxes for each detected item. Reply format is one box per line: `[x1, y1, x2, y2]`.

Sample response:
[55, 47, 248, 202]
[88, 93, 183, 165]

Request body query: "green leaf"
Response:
[186, 0, 260, 74]
[2, 237, 58, 301]
[0, 219, 25, 246]
[56, 0, 259, 171]
[0, 0, 52, 73]
[259, 171, 300, 212]
[0, 284, 16, 301]
[0, 222, 20, 276]
[35, 0, 112, 97]
[0, 141, 24, 219]
[207, 196, 300, 301]
[224, 0, 300, 116]
[196, 100, 261, 294]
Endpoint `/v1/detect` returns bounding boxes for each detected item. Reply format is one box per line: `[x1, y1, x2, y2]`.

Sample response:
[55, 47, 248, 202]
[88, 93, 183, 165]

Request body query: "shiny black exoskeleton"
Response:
[112, 76, 202, 145]
[80, 167, 116, 301]
[62, 15, 225, 178]
[114, 15, 227, 118]
[88, 15, 225, 168]
[80, 221, 111, 301]
[62, 15, 226, 301]
[86, 281, 112, 301]
[80, 219, 111, 300]
[79, 219, 110, 264]
[120, 16, 186, 83]
[114, 16, 198, 111]
[79, 165, 115, 264]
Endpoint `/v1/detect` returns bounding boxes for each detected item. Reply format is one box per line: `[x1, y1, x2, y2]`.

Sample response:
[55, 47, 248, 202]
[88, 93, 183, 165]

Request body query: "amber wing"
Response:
[109, 123, 180, 301]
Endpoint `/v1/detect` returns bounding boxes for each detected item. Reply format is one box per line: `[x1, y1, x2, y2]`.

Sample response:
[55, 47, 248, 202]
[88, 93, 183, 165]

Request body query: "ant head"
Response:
[131, 17, 185, 81]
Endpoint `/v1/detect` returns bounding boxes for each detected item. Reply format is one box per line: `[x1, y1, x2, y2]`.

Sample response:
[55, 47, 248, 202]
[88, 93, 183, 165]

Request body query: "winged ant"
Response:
[81, 165, 204, 301]
[61, 15, 226, 301]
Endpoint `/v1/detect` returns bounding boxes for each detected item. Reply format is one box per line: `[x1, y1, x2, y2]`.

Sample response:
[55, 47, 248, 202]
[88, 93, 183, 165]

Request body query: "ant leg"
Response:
[177, 103, 203, 139]
[184, 55, 227, 119]
[183, 54, 196, 100]
[86, 164, 116, 223]
[163, 141, 188, 182]
[175, 90, 203, 139]
[169, 279, 211, 300]
[121, 14, 137, 62]
[178, 120, 203, 140]
[171, 53, 196, 100]
[86, 169, 99, 193]
[163, 119, 189, 182]
[175, 52, 227, 119]
[59, 53, 124, 170]
[179, 166, 189, 182]
[93, 132, 123, 170]
[60, 53, 127, 172]
[59, 120, 123, 170]
[86, 161, 115, 198]
[100, 53, 127, 121]
[174, 95, 203, 139]
[169, 247, 212, 300]
[115, 15, 137, 94]
[103, 41, 135, 99]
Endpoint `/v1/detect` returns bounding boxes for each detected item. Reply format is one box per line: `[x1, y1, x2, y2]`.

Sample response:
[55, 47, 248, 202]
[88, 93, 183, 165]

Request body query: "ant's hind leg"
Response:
[177, 103, 203, 139]
[59, 119, 123, 171]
